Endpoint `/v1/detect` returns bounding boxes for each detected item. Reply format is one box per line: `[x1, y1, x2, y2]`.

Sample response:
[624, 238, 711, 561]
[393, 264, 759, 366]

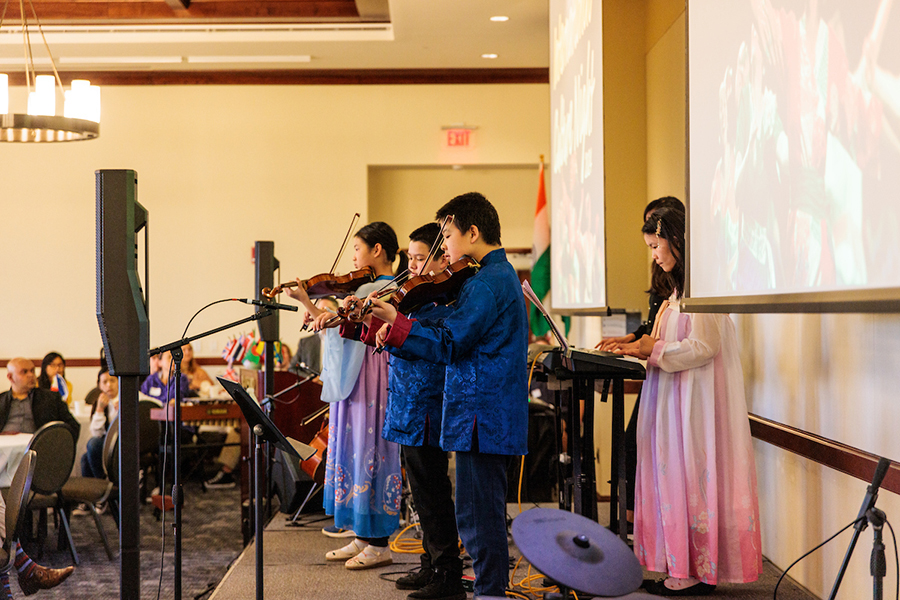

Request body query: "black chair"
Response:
[0, 451, 38, 582]
[60, 416, 120, 560]
[23, 422, 77, 565]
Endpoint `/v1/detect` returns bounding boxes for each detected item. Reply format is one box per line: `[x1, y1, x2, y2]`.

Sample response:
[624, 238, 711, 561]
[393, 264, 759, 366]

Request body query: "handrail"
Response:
[749, 413, 900, 494]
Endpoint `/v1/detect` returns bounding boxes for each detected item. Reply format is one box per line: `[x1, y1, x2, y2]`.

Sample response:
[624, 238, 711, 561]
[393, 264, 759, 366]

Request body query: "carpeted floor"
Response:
[12, 482, 243, 600]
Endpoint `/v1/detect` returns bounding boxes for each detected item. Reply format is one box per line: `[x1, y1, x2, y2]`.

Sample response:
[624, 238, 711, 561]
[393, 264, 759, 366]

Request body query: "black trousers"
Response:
[403, 444, 462, 574]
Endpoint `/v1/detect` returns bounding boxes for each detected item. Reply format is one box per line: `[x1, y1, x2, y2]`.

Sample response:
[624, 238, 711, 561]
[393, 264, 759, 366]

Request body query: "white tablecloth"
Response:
[0, 433, 34, 487]
[72, 413, 92, 477]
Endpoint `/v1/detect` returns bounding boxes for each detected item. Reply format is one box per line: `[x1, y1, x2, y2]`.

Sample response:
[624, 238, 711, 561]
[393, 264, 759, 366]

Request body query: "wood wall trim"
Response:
[749, 413, 900, 495]
[0, 357, 228, 368]
[4, 68, 549, 86]
[6, 355, 893, 494]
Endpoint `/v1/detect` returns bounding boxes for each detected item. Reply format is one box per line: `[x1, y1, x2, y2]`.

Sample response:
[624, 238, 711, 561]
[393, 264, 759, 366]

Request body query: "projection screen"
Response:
[550, 0, 606, 311]
[685, 0, 900, 312]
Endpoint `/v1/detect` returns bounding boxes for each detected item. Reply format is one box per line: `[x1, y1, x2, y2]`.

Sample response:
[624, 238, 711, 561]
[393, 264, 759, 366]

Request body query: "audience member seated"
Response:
[1, 359, 76, 596]
[1, 358, 79, 438]
[276, 343, 292, 371]
[203, 429, 240, 489]
[36, 353, 72, 408]
[82, 349, 108, 407]
[73, 367, 118, 516]
[140, 351, 192, 402]
[181, 344, 213, 393]
[289, 297, 337, 376]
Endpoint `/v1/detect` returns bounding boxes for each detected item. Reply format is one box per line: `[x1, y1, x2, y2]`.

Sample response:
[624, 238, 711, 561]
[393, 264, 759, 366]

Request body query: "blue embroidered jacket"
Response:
[383, 249, 528, 455]
[340, 304, 450, 448]
[382, 302, 451, 447]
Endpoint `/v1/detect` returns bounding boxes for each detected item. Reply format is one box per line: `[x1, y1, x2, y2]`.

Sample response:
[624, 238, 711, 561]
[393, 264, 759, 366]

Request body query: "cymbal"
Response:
[511, 508, 642, 597]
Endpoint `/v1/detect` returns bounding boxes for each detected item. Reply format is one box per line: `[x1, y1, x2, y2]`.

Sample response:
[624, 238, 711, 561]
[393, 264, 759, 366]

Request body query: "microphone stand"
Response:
[868, 508, 886, 600]
[149, 306, 280, 600]
[827, 457, 891, 600]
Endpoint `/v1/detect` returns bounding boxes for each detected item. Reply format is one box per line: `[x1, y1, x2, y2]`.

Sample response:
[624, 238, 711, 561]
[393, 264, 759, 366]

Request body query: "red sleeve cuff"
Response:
[360, 317, 385, 347]
[648, 340, 665, 367]
[384, 313, 414, 347]
[339, 320, 361, 341]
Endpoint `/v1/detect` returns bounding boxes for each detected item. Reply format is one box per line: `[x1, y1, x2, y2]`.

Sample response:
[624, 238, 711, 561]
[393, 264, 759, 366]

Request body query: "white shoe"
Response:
[325, 539, 368, 561]
[345, 545, 392, 570]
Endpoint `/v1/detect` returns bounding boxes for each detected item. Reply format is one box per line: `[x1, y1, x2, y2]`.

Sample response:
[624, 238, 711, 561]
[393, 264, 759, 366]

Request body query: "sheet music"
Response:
[522, 280, 569, 352]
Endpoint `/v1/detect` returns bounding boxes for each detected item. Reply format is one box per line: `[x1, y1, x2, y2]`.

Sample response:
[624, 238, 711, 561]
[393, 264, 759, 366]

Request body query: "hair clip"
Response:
[655, 219, 662, 236]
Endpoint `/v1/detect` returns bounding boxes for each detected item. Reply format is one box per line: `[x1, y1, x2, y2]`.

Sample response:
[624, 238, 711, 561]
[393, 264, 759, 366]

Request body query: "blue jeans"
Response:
[454, 451, 511, 598]
[81, 435, 105, 479]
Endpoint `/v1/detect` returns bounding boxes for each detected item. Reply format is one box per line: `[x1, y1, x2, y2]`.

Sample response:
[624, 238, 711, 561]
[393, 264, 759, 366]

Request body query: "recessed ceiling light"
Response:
[481, 53, 498, 59]
[490, 16, 509, 22]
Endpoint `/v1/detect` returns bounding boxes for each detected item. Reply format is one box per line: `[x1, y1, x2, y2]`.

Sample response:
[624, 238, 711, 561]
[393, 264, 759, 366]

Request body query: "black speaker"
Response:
[508, 401, 557, 503]
[255, 241, 280, 342]
[96, 169, 150, 377]
[272, 448, 317, 514]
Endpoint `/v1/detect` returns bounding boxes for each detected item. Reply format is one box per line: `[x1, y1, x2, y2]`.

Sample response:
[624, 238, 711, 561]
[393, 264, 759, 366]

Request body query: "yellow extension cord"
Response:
[390, 352, 564, 599]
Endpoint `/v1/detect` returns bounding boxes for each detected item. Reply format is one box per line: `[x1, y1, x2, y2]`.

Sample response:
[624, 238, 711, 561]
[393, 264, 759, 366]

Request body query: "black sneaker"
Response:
[407, 571, 466, 600]
[396, 566, 434, 590]
[205, 470, 236, 489]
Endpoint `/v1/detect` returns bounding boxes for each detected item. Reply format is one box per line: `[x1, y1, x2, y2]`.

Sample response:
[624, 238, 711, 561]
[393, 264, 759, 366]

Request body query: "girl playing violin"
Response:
[285, 221, 404, 570]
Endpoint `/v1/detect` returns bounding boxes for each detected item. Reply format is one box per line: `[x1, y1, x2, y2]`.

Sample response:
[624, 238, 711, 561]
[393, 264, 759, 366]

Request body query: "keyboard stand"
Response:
[536, 348, 645, 543]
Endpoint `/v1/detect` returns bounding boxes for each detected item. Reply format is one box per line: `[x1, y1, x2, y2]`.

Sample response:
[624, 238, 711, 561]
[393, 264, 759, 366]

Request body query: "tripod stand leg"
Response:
[291, 484, 321, 522]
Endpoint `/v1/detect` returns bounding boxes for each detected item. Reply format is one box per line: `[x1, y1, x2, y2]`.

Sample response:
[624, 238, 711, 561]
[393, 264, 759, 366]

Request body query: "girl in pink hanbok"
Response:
[619, 206, 762, 596]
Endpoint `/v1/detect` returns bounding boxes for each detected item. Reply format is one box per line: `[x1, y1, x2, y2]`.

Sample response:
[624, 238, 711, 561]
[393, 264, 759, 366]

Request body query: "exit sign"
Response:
[446, 129, 473, 147]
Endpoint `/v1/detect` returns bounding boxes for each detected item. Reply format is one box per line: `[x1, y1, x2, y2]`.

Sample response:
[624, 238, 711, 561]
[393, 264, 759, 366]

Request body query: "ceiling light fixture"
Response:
[481, 53, 499, 59]
[490, 16, 509, 22]
[0, 0, 100, 142]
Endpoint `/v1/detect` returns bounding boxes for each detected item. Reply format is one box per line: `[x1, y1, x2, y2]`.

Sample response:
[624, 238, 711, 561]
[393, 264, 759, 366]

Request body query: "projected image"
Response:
[550, 0, 606, 309]
[690, 0, 900, 297]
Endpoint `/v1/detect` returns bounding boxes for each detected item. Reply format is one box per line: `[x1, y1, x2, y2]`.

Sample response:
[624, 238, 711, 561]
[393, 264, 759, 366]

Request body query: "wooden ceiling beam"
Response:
[3, 68, 549, 86]
[0, 0, 359, 21]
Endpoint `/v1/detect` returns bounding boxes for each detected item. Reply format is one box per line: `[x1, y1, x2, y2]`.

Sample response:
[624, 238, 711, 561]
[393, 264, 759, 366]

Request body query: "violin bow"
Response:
[329, 212, 361, 274]
[421, 215, 453, 275]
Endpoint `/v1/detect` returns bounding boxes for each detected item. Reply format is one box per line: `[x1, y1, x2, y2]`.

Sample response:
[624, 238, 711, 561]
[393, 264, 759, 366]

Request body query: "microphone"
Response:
[234, 298, 298, 312]
[854, 457, 891, 531]
[295, 361, 321, 378]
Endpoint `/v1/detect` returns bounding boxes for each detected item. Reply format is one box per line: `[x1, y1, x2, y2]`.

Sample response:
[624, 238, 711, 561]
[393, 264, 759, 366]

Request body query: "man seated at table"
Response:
[0, 359, 79, 438]
[1, 358, 76, 596]
[0, 358, 81, 440]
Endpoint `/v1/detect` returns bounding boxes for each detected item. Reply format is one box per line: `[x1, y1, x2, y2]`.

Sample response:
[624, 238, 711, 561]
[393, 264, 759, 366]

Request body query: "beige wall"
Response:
[0, 83, 549, 397]
[368, 164, 539, 251]
[646, 3, 900, 597]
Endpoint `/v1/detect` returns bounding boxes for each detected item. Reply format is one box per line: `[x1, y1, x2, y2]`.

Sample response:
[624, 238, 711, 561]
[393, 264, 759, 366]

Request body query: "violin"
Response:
[387, 255, 480, 315]
[349, 255, 480, 324]
[262, 267, 376, 300]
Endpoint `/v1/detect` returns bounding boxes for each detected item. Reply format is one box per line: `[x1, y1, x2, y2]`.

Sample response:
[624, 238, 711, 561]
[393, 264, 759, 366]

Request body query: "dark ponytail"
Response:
[355, 221, 407, 276]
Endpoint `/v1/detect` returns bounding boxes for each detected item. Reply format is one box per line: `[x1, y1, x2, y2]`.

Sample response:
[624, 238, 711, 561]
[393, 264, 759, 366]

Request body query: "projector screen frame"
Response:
[682, 0, 900, 315]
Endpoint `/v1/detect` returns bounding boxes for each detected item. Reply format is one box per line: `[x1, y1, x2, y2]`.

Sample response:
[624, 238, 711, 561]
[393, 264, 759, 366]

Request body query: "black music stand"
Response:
[218, 377, 315, 600]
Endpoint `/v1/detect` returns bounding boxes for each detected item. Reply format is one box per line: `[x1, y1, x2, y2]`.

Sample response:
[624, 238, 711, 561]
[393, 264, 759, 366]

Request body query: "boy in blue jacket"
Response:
[368, 192, 529, 598]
